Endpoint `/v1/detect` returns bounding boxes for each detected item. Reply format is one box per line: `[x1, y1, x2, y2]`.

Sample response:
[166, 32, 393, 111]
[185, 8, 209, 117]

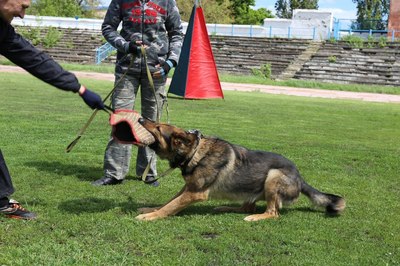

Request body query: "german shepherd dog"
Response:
[136, 118, 345, 221]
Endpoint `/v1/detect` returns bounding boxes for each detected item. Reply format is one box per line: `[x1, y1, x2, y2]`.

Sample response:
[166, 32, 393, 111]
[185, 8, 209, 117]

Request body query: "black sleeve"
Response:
[0, 21, 81, 93]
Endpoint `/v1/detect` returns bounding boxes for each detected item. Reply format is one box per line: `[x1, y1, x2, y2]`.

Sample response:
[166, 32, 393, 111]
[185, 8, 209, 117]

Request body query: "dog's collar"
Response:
[179, 129, 203, 167]
[153, 131, 202, 180]
[186, 129, 203, 141]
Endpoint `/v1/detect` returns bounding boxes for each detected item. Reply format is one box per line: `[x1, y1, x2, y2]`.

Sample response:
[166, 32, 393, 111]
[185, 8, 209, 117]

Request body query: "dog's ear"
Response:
[171, 132, 194, 149]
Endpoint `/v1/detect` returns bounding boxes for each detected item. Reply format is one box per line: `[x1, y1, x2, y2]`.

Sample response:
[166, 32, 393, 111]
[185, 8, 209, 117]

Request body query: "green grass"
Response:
[1, 58, 399, 95]
[0, 72, 400, 265]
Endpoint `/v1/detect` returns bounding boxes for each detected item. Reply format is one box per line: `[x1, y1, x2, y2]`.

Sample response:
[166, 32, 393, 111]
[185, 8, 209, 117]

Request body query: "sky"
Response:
[99, 0, 357, 19]
[253, 0, 357, 19]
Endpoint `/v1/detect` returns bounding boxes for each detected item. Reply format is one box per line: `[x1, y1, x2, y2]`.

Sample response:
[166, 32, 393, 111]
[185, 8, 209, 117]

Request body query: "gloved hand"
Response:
[153, 59, 176, 78]
[79, 87, 105, 110]
[128, 41, 141, 55]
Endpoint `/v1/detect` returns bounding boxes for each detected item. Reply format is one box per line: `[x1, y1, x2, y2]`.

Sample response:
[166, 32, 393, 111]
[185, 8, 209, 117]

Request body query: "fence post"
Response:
[74, 16, 79, 28]
[231, 24, 234, 36]
[369, 29, 372, 37]
[288, 27, 291, 39]
[392, 30, 395, 42]
[250, 25, 253, 37]
[269, 26, 272, 38]
[313, 27, 316, 40]
[333, 18, 339, 40]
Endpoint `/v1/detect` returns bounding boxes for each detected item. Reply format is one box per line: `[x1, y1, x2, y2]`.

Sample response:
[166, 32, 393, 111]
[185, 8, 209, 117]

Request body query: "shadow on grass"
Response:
[25, 160, 103, 181]
[58, 196, 139, 214]
[58, 199, 338, 219]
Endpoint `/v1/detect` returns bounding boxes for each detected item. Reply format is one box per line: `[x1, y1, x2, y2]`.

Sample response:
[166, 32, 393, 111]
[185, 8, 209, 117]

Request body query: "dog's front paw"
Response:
[138, 207, 159, 214]
[135, 211, 163, 221]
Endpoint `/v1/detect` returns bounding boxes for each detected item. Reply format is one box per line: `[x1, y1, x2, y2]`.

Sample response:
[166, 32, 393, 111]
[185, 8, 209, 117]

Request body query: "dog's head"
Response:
[139, 118, 202, 165]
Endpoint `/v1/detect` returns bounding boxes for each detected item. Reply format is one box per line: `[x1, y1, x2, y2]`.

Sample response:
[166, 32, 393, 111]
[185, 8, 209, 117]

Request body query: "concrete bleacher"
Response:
[210, 36, 311, 77]
[294, 41, 400, 86]
[4, 26, 400, 87]
[15, 26, 104, 64]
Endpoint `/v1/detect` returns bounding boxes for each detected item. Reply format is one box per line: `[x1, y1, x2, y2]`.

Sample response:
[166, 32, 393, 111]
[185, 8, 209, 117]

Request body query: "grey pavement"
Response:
[1, 65, 399, 104]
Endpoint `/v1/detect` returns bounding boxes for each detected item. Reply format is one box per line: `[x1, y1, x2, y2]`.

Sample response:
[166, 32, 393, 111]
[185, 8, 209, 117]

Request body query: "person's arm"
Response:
[153, 0, 183, 78]
[101, 0, 131, 54]
[165, 0, 184, 65]
[0, 23, 80, 92]
[0, 21, 104, 109]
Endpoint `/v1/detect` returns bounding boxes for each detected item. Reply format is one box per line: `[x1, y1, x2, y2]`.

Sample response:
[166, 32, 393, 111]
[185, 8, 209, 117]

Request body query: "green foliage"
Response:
[341, 34, 388, 49]
[275, 0, 319, 19]
[176, 0, 274, 25]
[29, 0, 83, 17]
[378, 36, 388, 48]
[235, 7, 274, 25]
[341, 34, 365, 49]
[177, 0, 234, 24]
[328, 55, 337, 63]
[65, 41, 75, 49]
[251, 63, 272, 79]
[229, 0, 256, 19]
[42, 27, 63, 48]
[327, 37, 337, 44]
[351, 0, 390, 30]
[1, 72, 400, 265]
[16, 26, 62, 48]
[16, 27, 42, 46]
[366, 35, 376, 48]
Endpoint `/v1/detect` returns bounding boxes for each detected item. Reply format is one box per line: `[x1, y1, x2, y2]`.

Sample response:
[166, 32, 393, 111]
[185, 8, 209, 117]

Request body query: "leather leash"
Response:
[66, 54, 134, 153]
[140, 46, 161, 182]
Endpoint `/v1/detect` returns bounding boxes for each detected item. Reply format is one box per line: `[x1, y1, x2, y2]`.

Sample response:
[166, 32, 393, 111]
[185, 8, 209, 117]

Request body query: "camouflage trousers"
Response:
[103, 72, 167, 180]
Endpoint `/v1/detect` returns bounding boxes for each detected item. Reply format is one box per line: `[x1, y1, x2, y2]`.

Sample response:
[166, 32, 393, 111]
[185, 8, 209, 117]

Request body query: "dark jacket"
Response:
[102, 0, 183, 75]
[0, 18, 80, 92]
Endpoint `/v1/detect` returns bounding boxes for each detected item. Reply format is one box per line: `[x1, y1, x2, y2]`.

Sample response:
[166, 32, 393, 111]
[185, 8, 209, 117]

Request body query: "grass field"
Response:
[0, 72, 399, 265]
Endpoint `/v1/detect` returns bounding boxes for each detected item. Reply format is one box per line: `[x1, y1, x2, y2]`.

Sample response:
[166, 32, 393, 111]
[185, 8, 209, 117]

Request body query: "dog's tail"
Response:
[301, 180, 346, 215]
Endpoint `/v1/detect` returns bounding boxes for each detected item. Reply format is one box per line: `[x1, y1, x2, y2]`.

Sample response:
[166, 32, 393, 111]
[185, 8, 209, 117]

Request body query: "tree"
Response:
[230, 0, 256, 19]
[352, 0, 390, 30]
[235, 8, 274, 25]
[176, 0, 273, 25]
[28, 0, 100, 18]
[275, 0, 319, 19]
[176, 0, 234, 24]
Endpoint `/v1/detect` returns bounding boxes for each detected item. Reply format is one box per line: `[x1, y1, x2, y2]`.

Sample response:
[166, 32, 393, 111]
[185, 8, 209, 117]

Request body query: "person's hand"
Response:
[128, 40, 142, 55]
[79, 86, 105, 110]
[153, 60, 176, 78]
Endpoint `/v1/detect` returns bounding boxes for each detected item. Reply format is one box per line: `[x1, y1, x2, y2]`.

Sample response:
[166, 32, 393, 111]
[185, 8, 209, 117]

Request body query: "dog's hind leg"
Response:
[214, 202, 256, 214]
[244, 195, 280, 221]
[244, 169, 287, 222]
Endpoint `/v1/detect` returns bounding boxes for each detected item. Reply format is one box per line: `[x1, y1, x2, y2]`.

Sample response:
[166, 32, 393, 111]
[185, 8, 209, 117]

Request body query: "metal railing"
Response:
[332, 18, 399, 41]
[12, 15, 322, 40]
[95, 42, 116, 64]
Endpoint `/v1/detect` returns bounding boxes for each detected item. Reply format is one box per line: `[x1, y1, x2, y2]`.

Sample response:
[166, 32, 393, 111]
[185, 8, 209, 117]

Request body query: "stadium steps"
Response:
[294, 42, 400, 86]
[210, 36, 310, 77]
[276, 41, 322, 80]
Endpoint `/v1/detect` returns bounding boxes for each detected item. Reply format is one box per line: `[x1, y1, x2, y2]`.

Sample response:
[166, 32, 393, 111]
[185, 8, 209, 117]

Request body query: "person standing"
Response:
[0, 0, 105, 219]
[92, 0, 183, 186]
